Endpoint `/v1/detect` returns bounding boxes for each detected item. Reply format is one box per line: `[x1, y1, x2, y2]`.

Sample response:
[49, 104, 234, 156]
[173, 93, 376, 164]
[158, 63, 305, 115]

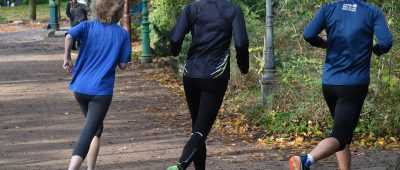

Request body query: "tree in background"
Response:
[29, 0, 36, 20]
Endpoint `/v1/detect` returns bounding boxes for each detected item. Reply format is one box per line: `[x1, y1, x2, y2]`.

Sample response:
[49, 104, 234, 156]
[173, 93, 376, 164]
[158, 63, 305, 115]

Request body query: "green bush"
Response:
[149, 0, 192, 57]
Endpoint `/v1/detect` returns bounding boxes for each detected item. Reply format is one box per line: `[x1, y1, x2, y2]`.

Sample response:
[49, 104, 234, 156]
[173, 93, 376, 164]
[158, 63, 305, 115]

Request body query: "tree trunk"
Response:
[29, 0, 36, 21]
[55, 0, 60, 19]
[124, 0, 132, 41]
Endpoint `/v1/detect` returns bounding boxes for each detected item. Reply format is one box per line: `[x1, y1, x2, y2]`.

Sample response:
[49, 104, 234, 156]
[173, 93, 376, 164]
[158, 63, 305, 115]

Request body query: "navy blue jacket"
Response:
[304, 0, 393, 85]
[170, 0, 249, 79]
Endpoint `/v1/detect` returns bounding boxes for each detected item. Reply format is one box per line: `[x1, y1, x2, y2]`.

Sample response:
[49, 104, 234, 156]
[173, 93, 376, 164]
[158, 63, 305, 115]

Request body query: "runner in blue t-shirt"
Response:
[289, 0, 392, 170]
[63, 0, 131, 169]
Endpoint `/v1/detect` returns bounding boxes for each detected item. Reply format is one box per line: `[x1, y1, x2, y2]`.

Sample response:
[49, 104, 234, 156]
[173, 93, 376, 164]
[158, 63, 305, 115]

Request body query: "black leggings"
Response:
[322, 84, 368, 151]
[72, 92, 112, 159]
[178, 76, 228, 170]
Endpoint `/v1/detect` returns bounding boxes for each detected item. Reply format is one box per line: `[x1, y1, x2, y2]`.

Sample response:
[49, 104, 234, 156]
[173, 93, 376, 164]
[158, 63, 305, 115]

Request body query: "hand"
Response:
[63, 59, 74, 73]
[240, 68, 249, 74]
[321, 39, 328, 49]
[372, 45, 383, 56]
[237, 57, 249, 75]
[238, 62, 249, 75]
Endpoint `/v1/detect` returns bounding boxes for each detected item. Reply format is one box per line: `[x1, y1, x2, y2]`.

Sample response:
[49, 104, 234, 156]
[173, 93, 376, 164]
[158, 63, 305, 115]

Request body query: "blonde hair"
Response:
[91, 0, 124, 24]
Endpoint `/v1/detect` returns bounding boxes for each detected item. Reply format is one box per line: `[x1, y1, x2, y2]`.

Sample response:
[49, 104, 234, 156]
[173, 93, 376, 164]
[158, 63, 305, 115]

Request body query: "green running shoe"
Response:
[166, 164, 182, 170]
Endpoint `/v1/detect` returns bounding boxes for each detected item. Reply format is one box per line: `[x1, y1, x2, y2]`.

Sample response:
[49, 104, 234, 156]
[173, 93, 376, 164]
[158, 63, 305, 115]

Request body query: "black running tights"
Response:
[178, 76, 228, 170]
[72, 92, 112, 159]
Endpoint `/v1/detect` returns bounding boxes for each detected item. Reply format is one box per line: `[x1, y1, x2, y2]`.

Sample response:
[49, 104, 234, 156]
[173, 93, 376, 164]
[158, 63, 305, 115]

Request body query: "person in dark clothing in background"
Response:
[71, 0, 90, 50]
[289, 0, 392, 170]
[71, 0, 90, 26]
[66, 0, 75, 49]
[167, 0, 249, 169]
[66, 0, 74, 26]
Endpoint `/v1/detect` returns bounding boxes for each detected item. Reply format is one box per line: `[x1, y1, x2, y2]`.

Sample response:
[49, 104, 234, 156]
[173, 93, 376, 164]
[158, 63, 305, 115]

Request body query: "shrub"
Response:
[148, 0, 192, 57]
[22, 0, 51, 5]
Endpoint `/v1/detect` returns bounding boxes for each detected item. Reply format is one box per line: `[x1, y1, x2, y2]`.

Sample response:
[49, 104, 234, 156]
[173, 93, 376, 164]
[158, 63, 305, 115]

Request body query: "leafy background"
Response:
[147, 0, 399, 148]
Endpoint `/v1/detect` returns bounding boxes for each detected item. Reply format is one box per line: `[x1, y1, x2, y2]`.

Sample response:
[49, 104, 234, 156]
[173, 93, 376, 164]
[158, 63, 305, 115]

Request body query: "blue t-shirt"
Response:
[67, 20, 131, 95]
[304, 0, 393, 85]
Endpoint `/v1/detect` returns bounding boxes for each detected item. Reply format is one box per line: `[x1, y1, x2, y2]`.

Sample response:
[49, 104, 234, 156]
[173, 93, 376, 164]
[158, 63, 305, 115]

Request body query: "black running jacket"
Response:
[170, 0, 249, 79]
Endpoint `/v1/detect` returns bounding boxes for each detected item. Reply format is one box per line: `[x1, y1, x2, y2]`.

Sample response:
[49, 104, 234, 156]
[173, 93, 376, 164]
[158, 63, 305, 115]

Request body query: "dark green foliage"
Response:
[228, 0, 400, 142]
[22, 0, 50, 5]
[21, 0, 68, 5]
[148, 0, 192, 57]
[0, 16, 6, 22]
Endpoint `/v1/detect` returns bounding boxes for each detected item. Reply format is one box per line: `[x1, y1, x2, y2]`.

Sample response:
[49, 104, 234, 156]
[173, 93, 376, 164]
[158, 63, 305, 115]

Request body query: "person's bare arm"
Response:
[64, 34, 74, 73]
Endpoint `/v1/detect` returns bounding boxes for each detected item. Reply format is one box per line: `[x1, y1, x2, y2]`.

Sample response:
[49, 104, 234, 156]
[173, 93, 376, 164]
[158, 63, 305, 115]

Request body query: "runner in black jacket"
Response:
[167, 0, 249, 169]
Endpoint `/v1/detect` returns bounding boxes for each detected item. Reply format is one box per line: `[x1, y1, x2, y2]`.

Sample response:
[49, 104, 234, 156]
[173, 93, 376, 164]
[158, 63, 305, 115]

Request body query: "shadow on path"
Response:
[0, 29, 398, 170]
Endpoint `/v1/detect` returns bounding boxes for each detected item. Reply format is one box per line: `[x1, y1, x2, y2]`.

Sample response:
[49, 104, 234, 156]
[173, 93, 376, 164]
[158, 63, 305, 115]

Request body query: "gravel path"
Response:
[0, 28, 398, 170]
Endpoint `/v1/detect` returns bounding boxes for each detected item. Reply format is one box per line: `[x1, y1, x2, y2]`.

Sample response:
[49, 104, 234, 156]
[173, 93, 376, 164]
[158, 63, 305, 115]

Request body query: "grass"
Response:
[0, 2, 68, 22]
[0, 16, 6, 23]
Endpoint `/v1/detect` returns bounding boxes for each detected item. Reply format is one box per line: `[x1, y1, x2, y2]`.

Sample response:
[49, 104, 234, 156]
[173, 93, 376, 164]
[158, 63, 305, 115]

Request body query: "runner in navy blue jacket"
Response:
[168, 0, 249, 169]
[289, 0, 392, 170]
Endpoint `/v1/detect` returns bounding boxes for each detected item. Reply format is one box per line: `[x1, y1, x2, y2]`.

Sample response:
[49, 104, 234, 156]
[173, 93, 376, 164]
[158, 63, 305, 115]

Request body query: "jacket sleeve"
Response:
[66, 2, 73, 20]
[84, 4, 91, 14]
[232, 6, 249, 74]
[304, 6, 326, 48]
[170, 5, 192, 57]
[372, 8, 393, 55]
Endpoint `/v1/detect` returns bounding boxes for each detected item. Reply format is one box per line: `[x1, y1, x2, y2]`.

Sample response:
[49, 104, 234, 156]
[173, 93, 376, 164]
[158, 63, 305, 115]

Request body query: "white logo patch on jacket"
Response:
[342, 4, 358, 12]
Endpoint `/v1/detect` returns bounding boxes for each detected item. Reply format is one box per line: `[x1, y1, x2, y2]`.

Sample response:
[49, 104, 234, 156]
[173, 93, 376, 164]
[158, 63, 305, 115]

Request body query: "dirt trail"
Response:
[0, 28, 398, 170]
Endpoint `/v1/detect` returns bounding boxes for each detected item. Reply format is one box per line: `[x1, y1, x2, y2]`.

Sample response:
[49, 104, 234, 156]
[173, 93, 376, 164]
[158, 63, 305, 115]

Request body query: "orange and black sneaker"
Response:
[289, 155, 310, 170]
